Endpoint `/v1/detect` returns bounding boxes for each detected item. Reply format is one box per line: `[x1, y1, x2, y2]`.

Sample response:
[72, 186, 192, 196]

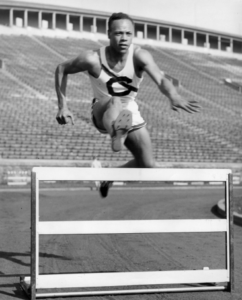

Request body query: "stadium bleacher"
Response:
[0, 34, 242, 163]
[162, 48, 242, 81]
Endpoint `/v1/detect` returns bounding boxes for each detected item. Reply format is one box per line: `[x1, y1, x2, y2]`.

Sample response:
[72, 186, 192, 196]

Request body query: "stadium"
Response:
[0, 0, 242, 176]
[0, 0, 242, 299]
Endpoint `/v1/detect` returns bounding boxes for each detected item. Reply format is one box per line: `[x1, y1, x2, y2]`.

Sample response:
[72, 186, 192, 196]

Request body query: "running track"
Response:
[0, 186, 242, 300]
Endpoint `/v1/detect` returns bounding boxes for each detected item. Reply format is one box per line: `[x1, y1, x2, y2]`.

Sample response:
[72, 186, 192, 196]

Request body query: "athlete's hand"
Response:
[170, 95, 200, 114]
[56, 107, 75, 125]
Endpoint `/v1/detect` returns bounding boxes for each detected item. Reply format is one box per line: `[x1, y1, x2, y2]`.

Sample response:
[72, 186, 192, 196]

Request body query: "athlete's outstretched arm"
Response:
[55, 51, 97, 125]
[135, 48, 200, 113]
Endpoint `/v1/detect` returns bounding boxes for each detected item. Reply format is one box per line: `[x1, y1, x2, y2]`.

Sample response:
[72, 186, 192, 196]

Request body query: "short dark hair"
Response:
[108, 12, 134, 31]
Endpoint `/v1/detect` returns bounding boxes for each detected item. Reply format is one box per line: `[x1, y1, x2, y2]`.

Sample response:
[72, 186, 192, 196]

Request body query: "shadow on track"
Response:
[211, 205, 223, 219]
[0, 251, 71, 268]
[0, 283, 26, 299]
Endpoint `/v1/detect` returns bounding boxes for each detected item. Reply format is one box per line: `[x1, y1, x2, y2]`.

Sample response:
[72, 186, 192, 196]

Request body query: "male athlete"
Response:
[55, 12, 199, 197]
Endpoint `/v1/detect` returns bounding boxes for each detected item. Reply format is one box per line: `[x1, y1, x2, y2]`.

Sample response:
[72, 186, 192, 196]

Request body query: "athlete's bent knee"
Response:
[139, 158, 155, 168]
[108, 96, 122, 107]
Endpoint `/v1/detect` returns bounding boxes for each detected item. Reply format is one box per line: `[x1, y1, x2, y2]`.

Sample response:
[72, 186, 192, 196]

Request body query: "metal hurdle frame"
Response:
[20, 167, 234, 299]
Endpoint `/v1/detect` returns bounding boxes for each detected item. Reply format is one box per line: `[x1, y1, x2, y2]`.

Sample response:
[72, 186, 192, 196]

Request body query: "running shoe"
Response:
[99, 181, 112, 198]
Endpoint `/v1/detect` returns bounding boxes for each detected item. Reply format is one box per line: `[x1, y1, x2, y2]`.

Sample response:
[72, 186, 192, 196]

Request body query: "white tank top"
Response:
[88, 44, 143, 105]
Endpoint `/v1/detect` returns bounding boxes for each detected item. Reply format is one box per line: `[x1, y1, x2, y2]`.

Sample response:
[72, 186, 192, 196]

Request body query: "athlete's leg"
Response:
[93, 97, 123, 135]
[123, 126, 155, 168]
[99, 127, 155, 197]
[93, 97, 132, 152]
[102, 97, 124, 135]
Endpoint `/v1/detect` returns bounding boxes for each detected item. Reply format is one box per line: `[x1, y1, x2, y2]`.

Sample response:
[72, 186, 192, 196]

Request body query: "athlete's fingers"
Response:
[172, 106, 179, 113]
[181, 105, 197, 114]
[58, 115, 65, 124]
[187, 106, 199, 113]
[172, 101, 200, 113]
[56, 116, 64, 125]
[65, 115, 75, 125]
[189, 103, 200, 109]
[189, 101, 201, 108]
[69, 114, 75, 125]
[56, 113, 64, 124]
[186, 106, 199, 113]
[60, 116, 66, 125]
[66, 115, 74, 125]
[182, 107, 193, 113]
[190, 103, 201, 111]
[184, 101, 200, 113]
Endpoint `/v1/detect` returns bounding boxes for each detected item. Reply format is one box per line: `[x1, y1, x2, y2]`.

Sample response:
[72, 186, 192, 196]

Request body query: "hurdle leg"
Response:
[226, 173, 234, 292]
[31, 171, 37, 300]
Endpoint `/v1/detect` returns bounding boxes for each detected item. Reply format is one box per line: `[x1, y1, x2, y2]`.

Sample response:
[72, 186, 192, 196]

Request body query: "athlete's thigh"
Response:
[92, 99, 109, 128]
[93, 97, 123, 130]
[124, 126, 155, 168]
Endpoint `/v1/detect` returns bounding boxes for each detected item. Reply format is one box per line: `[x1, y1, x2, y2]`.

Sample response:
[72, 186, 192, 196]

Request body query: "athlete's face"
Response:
[108, 19, 133, 54]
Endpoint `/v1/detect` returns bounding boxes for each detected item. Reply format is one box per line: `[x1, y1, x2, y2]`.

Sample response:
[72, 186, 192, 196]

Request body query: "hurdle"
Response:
[20, 167, 234, 299]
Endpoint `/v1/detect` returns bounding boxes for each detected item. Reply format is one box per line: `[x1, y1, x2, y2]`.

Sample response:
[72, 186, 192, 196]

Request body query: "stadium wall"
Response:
[1, 0, 242, 55]
[0, 160, 241, 186]
[3, 0, 242, 37]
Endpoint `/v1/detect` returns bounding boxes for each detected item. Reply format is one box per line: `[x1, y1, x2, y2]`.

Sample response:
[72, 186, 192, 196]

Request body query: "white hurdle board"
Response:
[20, 168, 234, 299]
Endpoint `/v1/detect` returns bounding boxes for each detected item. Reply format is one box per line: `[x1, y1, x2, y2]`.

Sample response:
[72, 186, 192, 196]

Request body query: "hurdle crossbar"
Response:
[20, 167, 234, 299]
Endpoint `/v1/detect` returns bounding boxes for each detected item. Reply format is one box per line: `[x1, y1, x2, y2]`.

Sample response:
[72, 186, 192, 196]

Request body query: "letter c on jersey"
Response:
[106, 76, 138, 97]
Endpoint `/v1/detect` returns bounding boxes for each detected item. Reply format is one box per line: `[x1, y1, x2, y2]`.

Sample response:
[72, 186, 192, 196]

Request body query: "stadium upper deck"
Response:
[0, 1, 242, 56]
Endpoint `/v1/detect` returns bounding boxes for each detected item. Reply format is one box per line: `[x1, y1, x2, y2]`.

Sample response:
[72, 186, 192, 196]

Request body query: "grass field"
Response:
[0, 185, 242, 300]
